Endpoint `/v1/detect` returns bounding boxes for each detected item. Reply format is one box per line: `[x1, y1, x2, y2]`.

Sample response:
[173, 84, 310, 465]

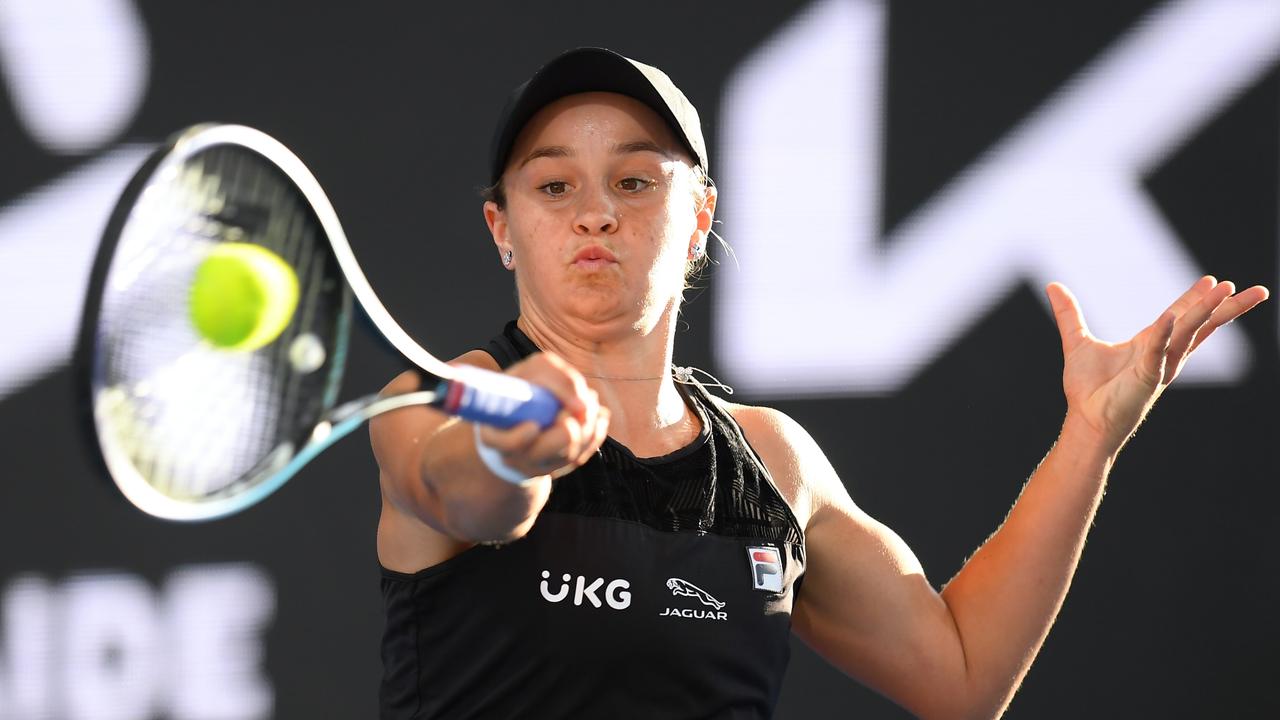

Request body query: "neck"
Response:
[515, 308, 696, 455]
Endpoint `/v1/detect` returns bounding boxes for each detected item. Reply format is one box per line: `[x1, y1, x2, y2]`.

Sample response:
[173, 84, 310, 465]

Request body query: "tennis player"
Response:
[370, 48, 1268, 719]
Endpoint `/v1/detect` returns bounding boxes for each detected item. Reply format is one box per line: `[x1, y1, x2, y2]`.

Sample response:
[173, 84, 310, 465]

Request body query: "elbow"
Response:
[907, 654, 1014, 720]
[427, 469, 548, 544]
[954, 699, 1015, 720]
[464, 511, 539, 545]
[438, 490, 537, 544]
[917, 699, 1007, 720]
[922, 677, 1017, 720]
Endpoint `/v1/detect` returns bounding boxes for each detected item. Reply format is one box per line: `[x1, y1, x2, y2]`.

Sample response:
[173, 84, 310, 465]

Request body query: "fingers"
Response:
[475, 419, 543, 477]
[1045, 282, 1091, 355]
[1139, 310, 1176, 385]
[576, 401, 611, 466]
[1151, 276, 1268, 382]
[1046, 276, 1267, 386]
[552, 404, 611, 479]
[1163, 275, 1217, 317]
[1165, 279, 1233, 365]
[1188, 284, 1270, 353]
[507, 352, 590, 422]
[477, 352, 611, 481]
[524, 406, 589, 470]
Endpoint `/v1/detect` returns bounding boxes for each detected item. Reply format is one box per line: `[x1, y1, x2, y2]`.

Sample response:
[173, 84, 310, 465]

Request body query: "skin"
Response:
[369, 91, 1269, 720]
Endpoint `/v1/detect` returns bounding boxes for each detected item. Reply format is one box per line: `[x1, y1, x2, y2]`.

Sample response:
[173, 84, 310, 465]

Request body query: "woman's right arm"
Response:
[370, 350, 608, 546]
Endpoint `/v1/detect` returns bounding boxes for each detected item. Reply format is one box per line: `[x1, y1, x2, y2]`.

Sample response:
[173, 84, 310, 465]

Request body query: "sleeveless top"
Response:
[379, 322, 806, 719]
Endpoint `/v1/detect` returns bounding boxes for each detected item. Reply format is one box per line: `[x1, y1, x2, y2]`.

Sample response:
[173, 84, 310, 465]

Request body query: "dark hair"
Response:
[480, 178, 508, 210]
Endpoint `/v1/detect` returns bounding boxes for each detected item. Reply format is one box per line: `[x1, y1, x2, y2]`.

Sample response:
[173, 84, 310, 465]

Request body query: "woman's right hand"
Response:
[474, 352, 611, 482]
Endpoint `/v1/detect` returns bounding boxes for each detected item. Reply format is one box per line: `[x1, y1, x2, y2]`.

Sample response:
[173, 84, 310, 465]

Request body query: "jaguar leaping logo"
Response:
[666, 578, 725, 610]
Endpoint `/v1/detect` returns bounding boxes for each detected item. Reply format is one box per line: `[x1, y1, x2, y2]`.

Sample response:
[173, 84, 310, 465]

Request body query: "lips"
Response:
[572, 245, 618, 266]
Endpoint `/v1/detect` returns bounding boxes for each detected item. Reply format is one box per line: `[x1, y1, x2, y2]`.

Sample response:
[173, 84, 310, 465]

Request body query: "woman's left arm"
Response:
[748, 276, 1267, 720]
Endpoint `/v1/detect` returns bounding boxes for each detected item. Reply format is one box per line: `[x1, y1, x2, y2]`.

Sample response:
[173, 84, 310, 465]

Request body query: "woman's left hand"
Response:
[1046, 276, 1269, 454]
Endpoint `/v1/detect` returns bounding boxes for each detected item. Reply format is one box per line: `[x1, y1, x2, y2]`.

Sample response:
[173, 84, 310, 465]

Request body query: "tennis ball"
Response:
[189, 242, 299, 351]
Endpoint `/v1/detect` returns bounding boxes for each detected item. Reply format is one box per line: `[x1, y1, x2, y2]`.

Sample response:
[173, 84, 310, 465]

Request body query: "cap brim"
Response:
[489, 48, 705, 184]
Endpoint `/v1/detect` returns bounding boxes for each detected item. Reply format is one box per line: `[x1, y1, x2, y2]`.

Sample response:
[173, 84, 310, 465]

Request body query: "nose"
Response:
[573, 185, 617, 235]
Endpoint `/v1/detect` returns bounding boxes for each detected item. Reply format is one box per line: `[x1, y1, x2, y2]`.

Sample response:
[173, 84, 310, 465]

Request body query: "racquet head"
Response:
[80, 124, 356, 521]
[80, 124, 559, 522]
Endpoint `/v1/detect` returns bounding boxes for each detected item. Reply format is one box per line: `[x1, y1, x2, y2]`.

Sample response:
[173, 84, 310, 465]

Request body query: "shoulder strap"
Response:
[482, 320, 539, 370]
[685, 380, 807, 548]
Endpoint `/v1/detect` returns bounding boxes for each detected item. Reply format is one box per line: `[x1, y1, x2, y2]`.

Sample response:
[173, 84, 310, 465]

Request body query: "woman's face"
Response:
[485, 92, 714, 338]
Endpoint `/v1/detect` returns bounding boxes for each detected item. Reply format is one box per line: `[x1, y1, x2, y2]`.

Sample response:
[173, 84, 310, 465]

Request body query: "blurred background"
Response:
[1, 0, 1277, 717]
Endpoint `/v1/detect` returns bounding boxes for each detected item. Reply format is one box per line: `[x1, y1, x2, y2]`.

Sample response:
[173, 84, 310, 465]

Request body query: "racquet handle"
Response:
[434, 366, 561, 429]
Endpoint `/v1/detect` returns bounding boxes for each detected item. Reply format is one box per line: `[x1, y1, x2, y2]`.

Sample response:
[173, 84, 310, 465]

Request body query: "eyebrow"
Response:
[519, 145, 572, 167]
[613, 140, 673, 158]
[518, 140, 674, 168]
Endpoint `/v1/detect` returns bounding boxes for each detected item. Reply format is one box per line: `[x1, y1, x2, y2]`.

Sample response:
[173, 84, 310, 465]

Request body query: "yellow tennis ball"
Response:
[189, 242, 299, 351]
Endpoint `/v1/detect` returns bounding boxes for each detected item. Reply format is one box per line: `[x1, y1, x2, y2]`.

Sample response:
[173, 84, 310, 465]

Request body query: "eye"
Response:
[538, 181, 569, 197]
[617, 177, 654, 193]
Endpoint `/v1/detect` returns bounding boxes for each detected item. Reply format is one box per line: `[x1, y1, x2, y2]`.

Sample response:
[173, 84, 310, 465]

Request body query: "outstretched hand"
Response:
[1045, 276, 1269, 454]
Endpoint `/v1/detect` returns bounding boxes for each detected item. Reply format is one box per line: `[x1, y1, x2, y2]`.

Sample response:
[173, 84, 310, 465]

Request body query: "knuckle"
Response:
[477, 424, 512, 451]
[564, 419, 584, 448]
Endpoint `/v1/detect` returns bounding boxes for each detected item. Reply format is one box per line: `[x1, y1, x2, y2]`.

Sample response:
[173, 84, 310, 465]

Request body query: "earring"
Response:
[689, 242, 703, 260]
[502, 249, 513, 267]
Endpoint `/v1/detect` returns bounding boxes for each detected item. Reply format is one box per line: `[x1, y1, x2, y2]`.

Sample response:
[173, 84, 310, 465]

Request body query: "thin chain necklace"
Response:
[579, 366, 734, 394]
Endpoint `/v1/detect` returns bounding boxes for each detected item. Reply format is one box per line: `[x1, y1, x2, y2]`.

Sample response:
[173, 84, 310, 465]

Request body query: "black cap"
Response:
[489, 47, 708, 185]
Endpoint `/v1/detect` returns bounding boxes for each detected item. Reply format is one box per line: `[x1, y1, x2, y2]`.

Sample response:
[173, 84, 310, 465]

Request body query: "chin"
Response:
[553, 282, 674, 334]
[567, 304, 629, 330]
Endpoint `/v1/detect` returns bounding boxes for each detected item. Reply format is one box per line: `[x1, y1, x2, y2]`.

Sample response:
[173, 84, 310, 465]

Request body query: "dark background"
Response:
[1, 1, 1277, 717]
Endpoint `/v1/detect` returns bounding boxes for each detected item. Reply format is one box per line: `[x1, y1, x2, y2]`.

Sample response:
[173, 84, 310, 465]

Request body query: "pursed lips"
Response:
[571, 245, 618, 269]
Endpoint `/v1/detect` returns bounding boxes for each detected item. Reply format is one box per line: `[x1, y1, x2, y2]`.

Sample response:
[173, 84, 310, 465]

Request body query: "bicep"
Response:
[794, 500, 968, 717]
[735, 406, 970, 718]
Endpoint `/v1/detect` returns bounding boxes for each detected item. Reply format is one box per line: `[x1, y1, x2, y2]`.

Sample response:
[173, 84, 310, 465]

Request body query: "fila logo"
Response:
[748, 546, 783, 593]
[539, 570, 631, 610]
[661, 578, 728, 621]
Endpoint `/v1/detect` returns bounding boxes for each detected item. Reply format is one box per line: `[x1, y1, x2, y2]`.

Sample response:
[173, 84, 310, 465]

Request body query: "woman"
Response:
[370, 48, 1267, 719]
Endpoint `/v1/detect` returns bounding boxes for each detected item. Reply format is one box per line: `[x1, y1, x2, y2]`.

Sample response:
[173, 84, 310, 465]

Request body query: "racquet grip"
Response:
[435, 366, 560, 429]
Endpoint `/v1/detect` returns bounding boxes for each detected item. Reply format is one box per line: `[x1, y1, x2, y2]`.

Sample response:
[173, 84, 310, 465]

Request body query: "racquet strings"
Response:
[93, 143, 349, 503]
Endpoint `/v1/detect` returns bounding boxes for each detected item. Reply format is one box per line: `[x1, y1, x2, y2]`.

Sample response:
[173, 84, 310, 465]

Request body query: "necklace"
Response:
[579, 366, 734, 394]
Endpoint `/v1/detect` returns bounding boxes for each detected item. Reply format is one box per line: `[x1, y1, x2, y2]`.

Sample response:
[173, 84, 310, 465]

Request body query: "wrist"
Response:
[1056, 410, 1118, 473]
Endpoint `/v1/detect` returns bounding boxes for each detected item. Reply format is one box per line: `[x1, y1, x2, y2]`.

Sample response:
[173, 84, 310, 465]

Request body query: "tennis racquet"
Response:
[78, 123, 559, 522]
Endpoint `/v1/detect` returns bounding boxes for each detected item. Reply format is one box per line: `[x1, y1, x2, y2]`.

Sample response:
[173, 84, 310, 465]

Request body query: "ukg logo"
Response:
[539, 571, 631, 610]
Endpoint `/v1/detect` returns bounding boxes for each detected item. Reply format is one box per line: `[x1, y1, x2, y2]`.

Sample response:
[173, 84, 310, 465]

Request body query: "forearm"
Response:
[939, 411, 1115, 717]
[416, 417, 551, 543]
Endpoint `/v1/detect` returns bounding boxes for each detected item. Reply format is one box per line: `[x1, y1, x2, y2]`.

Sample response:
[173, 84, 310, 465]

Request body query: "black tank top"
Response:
[380, 322, 806, 719]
